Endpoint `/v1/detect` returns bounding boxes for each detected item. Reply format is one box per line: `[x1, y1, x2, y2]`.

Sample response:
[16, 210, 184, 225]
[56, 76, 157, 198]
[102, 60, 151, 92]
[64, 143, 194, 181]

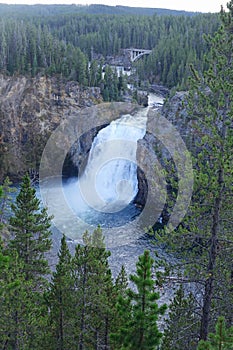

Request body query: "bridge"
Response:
[124, 48, 152, 62]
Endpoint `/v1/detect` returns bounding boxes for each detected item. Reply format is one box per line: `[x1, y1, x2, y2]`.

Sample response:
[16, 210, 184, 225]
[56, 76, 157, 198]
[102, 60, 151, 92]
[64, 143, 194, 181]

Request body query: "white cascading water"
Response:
[64, 108, 148, 218]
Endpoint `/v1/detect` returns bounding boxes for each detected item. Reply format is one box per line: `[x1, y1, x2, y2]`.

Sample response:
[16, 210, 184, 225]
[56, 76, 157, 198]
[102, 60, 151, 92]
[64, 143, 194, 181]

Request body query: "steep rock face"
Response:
[64, 125, 108, 177]
[135, 134, 157, 207]
[0, 74, 140, 182]
[135, 91, 192, 208]
[0, 74, 103, 181]
[162, 91, 194, 146]
[62, 103, 140, 178]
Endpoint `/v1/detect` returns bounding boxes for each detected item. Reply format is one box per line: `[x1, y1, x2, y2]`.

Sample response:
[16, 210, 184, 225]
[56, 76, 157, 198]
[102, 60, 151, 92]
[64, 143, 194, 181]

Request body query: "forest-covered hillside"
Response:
[0, 4, 220, 89]
[0, 2, 233, 350]
[0, 3, 201, 17]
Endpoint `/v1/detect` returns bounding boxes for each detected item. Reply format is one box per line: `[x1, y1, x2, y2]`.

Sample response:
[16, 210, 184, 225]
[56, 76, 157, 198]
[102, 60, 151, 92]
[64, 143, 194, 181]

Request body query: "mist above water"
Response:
[63, 108, 148, 227]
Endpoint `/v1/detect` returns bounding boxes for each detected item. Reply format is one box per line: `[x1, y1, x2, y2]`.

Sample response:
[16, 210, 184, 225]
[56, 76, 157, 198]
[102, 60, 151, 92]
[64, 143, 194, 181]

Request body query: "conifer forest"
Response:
[0, 2, 233, 349]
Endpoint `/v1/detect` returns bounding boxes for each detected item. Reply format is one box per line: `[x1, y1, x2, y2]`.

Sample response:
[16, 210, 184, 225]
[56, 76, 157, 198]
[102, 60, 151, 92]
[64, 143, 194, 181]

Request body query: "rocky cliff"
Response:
[0, 74, 141, 183]
[0, 74, 103, 182]
[136, 91, 192, 211]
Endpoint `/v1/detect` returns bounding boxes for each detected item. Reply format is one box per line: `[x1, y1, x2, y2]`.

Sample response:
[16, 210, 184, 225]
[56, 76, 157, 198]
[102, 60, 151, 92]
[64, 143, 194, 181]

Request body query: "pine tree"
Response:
[72, 227, 114, 350]
[161, 285, 200, 350]
[197, 317, 233, 350]
[0, 238, 10, 296]
[0, 248, 44, 349]
[115, 265, 128, 297]
[110, 266, 131, 350]
[102, 65, 119, 101]
[46, 235, 75, 350]
[108, 266, 129, 349]
[157, 1, 233, 341]
[1, 175, 52, 348]
[187, 3, 233, 339]
[88, 59, 102, 87]
[9, 174, 52, 284]
[0, 177, 15, 241]
[112, 250, 166, 350]
[0, 176, 15, 226]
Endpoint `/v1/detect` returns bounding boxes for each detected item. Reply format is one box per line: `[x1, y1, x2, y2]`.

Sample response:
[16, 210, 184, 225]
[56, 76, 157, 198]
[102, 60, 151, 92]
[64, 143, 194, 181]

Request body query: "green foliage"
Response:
[187, 2, 233, 338]
[197, 317, 233, 350]
[2, 178, 27, 238]
[115, 265, 128, 297]
[0, 175, 168, 350]
[102, 66, 120, 101]
[112, 250, 166, 350]
[0, 176, 177, 349]
[0, 176, 15, 231]
[0, 248, 48, 349]
[47, 227, 116, 350]
[9, 174, 52, 282]
[0, 250, 30, 348]
[155, 0, 233, 342]
[0, 7, 220, 89]
[88, 59, 102, 87]
[72, 227, 114, 349]
[161, 285, 200, 350]
[0, 3, 204, 17]
[46, 235, 75, 350]
[0, 175, 53, 348]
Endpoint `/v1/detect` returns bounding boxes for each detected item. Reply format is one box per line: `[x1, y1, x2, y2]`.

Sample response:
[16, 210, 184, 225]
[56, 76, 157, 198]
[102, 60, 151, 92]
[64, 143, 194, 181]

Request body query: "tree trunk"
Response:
[104, 316, 109, 350]
[79, 261, 87, 350]
[200, 168, 223, 340]
[59, 293, 64, 350]
[199, 99, 227, 340]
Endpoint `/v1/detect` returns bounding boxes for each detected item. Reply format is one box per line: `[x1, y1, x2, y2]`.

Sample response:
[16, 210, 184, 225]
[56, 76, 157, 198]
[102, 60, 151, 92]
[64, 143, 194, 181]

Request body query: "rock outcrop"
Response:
[0, 74, 141, 182]
[135, 91, 192, 210]
[162, 91, 191, 140]
[0, 74, 103, 181]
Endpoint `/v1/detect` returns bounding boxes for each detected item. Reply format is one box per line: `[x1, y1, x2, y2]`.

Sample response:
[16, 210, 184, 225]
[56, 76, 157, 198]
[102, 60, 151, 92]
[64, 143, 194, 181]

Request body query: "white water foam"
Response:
[64, 108, 148, 216]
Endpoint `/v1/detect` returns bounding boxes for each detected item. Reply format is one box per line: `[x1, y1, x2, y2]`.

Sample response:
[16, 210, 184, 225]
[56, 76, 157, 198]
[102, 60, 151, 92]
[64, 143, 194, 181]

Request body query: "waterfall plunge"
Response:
[64, 108, 147, 223]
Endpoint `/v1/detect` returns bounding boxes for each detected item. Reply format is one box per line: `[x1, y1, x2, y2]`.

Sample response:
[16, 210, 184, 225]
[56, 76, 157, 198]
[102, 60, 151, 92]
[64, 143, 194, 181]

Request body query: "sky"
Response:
[0, 0, 227, 13]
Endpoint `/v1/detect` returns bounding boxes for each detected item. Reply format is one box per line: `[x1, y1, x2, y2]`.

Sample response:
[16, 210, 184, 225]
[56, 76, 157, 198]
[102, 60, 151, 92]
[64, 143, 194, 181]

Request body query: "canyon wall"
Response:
[0, 74, 104, 181]
[0, 74, 194, 214]
[0, 74, 140, 182]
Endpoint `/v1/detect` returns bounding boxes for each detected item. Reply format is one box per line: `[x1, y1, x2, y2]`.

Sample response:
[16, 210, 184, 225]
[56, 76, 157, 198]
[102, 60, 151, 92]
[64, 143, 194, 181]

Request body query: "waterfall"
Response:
[64, 108, 148, 219]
